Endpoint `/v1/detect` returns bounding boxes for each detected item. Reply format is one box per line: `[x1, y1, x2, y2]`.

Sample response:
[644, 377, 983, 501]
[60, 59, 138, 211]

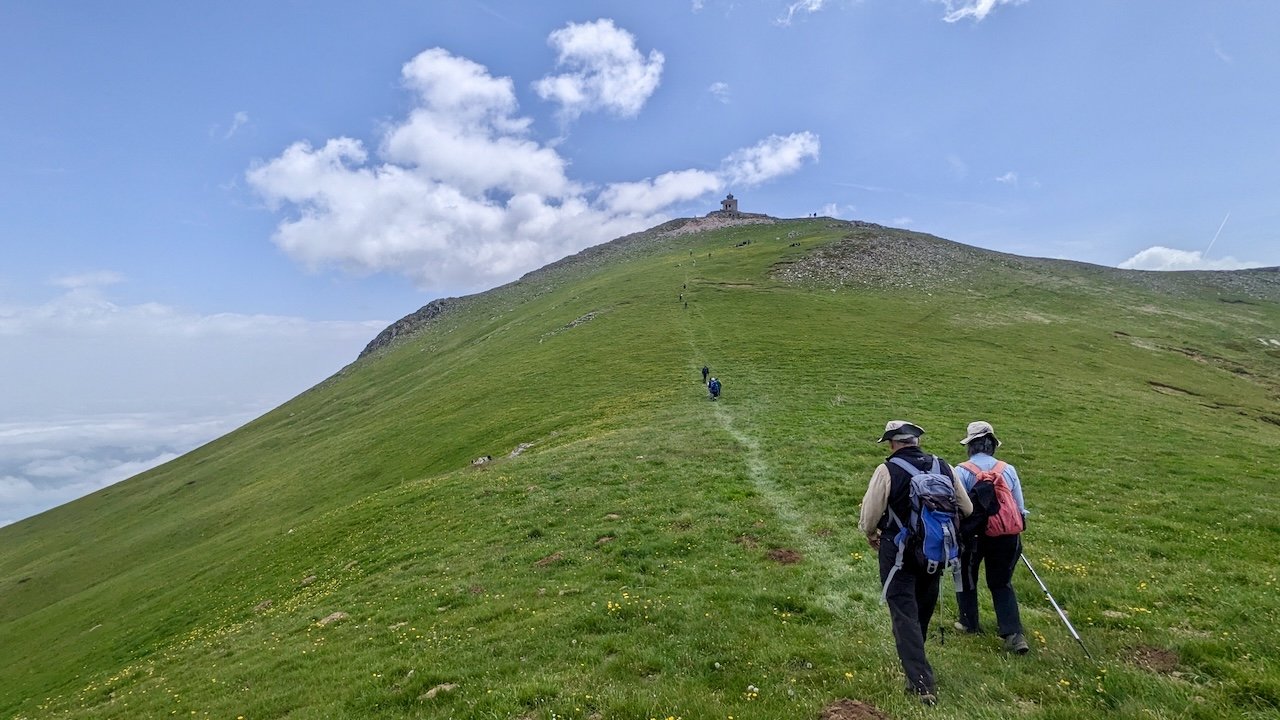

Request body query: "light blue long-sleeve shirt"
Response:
[951, 452, 1028, 516]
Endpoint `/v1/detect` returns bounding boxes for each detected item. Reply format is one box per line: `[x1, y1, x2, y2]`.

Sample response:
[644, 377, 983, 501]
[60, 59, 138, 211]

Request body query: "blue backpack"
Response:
[881, 456, 962, 602]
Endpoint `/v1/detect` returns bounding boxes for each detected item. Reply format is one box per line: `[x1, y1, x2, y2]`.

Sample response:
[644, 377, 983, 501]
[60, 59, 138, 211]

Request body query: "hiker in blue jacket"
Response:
[951, 420, 1030, 654]
[859, 421, 972, 705]
[707, 377, 721, 400]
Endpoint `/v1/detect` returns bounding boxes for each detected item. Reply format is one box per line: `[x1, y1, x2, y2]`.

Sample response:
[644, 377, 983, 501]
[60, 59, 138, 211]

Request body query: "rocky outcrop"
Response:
[358, 297, 459, 359]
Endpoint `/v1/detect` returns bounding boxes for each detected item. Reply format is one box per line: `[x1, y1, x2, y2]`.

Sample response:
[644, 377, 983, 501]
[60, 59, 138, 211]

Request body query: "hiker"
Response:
[701, 365, 710, 384]
[858, 421, 972, 705]
[708, 377, 721, 400]
[951, 421, 1030, 654]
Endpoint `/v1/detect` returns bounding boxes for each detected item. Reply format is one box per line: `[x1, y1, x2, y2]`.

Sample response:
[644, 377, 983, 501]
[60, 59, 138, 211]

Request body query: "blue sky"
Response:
[2, 0, 1277, 524]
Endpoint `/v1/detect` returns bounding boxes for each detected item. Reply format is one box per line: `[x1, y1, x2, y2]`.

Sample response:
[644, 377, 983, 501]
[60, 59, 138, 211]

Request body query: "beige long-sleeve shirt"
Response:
[857, 461, 973, 539]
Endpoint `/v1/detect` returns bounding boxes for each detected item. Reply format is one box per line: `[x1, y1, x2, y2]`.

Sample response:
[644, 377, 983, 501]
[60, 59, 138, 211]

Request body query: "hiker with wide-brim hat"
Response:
[951, 420, 1031, 654]
[858, 420, 973, 705]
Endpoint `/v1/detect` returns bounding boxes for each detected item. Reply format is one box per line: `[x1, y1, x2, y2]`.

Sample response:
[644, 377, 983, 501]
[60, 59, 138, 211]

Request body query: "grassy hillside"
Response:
[2, 218, 1279, 719]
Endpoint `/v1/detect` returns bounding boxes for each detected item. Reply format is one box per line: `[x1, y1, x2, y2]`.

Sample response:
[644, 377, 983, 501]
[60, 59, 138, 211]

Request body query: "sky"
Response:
[3, 0, 1278, 525]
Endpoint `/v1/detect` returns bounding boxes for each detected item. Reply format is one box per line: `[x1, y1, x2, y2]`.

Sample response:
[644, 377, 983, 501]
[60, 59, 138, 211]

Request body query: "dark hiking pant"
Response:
[879, 540, 939, 693]
[956, 533, 1024, 637]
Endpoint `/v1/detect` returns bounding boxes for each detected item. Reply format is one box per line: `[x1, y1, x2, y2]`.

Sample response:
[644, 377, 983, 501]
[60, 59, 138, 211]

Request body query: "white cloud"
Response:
[779, 0, 827, 26]
[248, 44, 820, 295]
[534, 19, 664, 120]
[708, 81, 731, 104]
[995, 170, 1018, 185]
[722, 132, 821, 186]
[599, 170, 723, 215]
[819, 202, 855, 219]
[225, 111, 249, 139]
[1118, 246, 1263, 271]
[891, 216, 915, 227]
[946, 153, 969, 180]
[691, 0, 705, 10]
[51, 271, 125, 290]
[935, 0, 1027, 23]
[0, 279, 385, 525]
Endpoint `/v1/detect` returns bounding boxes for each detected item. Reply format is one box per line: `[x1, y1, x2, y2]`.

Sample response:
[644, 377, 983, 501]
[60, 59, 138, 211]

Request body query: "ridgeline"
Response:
[3, 218, 1278, 719]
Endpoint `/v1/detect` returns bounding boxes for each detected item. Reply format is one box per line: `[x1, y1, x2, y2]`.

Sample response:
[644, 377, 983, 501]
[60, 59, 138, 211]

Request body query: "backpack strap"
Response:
[890, 453, 942, 476]
[959, 460, 982, 476]
[989, 460, 1007, 476]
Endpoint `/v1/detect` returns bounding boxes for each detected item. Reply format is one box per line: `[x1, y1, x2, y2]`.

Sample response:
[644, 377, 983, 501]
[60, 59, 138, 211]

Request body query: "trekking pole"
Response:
[1020, 554, 1094, 661]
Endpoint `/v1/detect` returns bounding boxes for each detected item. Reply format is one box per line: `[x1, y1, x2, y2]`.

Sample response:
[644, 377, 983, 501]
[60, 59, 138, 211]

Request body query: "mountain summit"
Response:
[3, 218, 1278, 718]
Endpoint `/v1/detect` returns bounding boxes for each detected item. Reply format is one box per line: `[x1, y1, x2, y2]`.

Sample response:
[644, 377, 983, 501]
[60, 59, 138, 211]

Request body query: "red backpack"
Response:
[959, 460, 1024, 537]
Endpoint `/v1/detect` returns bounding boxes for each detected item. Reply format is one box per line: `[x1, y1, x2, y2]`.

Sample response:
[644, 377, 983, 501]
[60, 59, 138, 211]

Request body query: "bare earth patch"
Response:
[819, 698, 893, 720]
[767, 548, 804, 565]
[534, 551, 564, 568]
[1130, 645, 1180, 674]
[734, 534, 760, 549]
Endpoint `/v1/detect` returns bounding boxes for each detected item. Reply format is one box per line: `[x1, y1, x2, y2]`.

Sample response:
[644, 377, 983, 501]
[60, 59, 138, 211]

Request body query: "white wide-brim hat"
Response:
[959, 420, 1001, 447]
[878, 420, 925, 443]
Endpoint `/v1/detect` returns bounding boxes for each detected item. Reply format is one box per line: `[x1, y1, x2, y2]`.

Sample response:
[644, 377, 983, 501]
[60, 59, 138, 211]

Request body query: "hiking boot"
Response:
[905, 684, 938, 706]
[954, 621, 980, 634]
[1003, 632, 1030, 655]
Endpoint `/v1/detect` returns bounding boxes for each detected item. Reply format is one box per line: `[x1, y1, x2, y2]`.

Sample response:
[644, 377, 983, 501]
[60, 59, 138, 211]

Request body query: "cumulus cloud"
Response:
[778, 0, 828, 26]
[248, 41, 820, 295]
[995, 171, 1018, 185]
[598, 169, 723, 216]
[819, 202, 854, 219]
[892, 216, 915, 227]
[708, 81, 731, 104]
[935, 0, 1027, 23]
[52, 271, 125, 289]
[722, 132, 821, 186]
[534, 19, 664, 120]
[1118, 246, 1263, 271]
[0, 278, 384, 525]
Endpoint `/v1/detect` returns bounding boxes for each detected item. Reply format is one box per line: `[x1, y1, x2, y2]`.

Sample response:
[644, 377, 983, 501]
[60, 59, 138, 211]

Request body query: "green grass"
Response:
[3, 219, 1279, 719]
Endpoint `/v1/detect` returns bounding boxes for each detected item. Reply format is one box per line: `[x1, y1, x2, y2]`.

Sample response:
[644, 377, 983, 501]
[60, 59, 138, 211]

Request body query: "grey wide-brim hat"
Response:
[878, 420, 925, 443]
[960, 420, 1001, 447]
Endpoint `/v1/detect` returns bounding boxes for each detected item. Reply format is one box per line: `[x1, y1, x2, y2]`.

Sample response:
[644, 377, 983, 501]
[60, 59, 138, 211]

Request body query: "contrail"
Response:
[1204, 212, 1230, 257]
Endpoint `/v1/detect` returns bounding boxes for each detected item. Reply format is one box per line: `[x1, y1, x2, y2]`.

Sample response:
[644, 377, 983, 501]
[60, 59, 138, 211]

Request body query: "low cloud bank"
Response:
[0, 278, 383, 525]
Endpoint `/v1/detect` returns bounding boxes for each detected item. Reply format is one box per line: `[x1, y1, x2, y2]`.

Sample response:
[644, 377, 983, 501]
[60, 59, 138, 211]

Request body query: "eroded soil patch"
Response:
[1130, 645, 1180, 674]
[819, 698, 892, 720]
[767, 548, 804, 565]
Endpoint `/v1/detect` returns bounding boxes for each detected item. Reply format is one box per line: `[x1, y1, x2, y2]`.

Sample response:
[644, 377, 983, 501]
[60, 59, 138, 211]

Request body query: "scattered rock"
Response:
[767, 548, 804, 565]
[534, 551, 564, 568]
[253, 599, 273, 612]
[471, 455, 492, 466]
[595, 535, 615, 546]
[389, 621, 408, 630]
[509, 443, 534, 458]
[300, 575, 317, 587]
[343, 560, 358, 571]
[819, 699, 892, 720]
[1130, 645, 1180, 674]
[317, 611, 348, 627]
[605, 513, 622, 520]
[420, 683, 458, 700]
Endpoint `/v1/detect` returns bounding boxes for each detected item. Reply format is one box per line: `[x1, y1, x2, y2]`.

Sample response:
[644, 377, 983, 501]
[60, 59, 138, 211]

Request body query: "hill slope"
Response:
[3, 219, 1279, 719]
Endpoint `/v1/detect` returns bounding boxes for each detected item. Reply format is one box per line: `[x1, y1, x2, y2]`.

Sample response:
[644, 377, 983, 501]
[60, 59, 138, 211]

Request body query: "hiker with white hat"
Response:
[858, 420, 973, 705]
[951, 420, 1031, 654]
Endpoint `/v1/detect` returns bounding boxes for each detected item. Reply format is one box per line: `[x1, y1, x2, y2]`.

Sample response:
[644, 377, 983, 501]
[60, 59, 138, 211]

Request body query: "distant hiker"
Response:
[679, 293, 683, 302]
[708, 377, 721, 400]
[858, 421, 972, 706]
[951, 421, 1030, 654]
[702, 365, 710, 384]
